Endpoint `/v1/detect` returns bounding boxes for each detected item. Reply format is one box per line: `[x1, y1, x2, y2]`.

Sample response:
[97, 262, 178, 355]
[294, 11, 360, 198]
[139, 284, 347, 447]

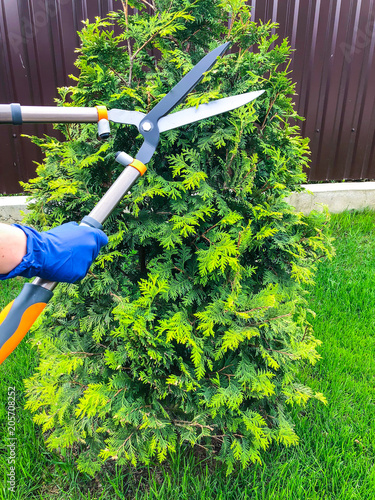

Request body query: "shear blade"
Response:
[157, 90, 265, 133]
[144, 42, 231, 125]
[108, 109, 146, 126]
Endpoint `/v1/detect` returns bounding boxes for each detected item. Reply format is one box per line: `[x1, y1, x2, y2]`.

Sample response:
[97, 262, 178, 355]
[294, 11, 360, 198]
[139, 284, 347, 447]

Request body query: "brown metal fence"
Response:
[1, 0, 375, 192]
[0, 0, 116, 193]
[250, 0, 375, 182]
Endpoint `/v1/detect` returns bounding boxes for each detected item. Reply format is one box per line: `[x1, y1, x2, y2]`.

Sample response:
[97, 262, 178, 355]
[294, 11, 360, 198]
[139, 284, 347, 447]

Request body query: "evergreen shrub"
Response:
[22, 0, 334, 475]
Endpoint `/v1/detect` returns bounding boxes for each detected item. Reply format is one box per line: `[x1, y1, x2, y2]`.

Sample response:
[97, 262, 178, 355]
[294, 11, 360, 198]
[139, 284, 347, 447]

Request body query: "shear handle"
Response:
[0, 104, 99, 124]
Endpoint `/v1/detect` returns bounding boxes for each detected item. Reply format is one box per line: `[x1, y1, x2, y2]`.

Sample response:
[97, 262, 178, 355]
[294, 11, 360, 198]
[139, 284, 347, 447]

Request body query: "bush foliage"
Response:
[22, 0, 333, 475]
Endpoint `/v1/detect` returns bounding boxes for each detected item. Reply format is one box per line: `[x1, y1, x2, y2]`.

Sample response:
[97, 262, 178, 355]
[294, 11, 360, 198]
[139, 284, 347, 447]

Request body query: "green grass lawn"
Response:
[1, 210, 375, 499]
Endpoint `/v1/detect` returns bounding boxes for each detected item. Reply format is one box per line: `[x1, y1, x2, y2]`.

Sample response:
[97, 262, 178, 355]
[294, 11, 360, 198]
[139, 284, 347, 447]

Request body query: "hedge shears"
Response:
[0, 42, 264, 364]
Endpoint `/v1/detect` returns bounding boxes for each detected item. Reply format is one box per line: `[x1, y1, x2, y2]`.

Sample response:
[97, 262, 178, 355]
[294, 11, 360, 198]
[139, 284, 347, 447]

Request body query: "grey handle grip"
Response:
[0, 103, 99, 124]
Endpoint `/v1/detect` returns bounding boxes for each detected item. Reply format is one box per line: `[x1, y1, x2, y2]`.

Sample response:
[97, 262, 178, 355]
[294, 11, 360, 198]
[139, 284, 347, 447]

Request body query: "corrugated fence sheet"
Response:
[251, 0, 375, 182]
[0, 0, 116, 193]
[1, 0, 375, 191]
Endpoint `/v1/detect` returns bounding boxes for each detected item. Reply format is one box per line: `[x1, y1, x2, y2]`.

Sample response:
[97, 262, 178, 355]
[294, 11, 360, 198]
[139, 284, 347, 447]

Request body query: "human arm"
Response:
[0, 222, 108, 282]
[0, 224, 27, 274]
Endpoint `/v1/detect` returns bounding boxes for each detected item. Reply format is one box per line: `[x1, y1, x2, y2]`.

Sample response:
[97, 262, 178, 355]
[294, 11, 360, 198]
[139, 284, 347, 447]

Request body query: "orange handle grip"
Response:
[0, 283, 53, 364]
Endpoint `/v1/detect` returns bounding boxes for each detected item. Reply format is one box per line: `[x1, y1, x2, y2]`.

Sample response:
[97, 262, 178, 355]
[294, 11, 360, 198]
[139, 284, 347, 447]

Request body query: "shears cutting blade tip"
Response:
[218, 41, 231, 53]
[141, 42, 232, 126]
[158, 89, 266, 133]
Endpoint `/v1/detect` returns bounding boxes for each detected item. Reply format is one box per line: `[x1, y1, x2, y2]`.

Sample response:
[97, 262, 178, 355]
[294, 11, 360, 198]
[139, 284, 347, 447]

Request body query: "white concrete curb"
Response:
[0, 196, 29, 223]
[286, 182, 375, 215]
[1, 183, 375, 223]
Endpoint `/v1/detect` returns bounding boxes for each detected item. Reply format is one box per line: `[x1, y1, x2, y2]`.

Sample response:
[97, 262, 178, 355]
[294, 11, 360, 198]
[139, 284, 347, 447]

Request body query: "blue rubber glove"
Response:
[0, 222, 108, 283]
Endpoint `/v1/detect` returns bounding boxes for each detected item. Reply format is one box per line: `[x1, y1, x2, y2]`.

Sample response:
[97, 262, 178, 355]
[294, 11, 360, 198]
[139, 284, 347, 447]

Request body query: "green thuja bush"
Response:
[22, 0, 333, 475]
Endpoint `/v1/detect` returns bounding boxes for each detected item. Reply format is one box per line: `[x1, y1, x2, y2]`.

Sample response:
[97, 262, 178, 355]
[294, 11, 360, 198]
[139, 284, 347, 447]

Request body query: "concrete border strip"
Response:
[286, 182, 375, 214]
[2, 182, 375, 223]
[0, 196, 29, 223]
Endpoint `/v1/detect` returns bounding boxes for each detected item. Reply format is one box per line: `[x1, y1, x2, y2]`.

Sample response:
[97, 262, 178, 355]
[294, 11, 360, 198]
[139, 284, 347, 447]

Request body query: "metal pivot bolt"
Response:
[142, 121, 152, 132]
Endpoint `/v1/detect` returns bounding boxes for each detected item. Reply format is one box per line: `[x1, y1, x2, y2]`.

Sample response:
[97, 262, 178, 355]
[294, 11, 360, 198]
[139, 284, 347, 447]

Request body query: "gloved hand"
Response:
[0, 222, 108, 283]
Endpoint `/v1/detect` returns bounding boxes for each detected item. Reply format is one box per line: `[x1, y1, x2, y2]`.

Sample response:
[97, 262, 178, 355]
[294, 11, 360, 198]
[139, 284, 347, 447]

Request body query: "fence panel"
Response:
[0, 0, 115, 193]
